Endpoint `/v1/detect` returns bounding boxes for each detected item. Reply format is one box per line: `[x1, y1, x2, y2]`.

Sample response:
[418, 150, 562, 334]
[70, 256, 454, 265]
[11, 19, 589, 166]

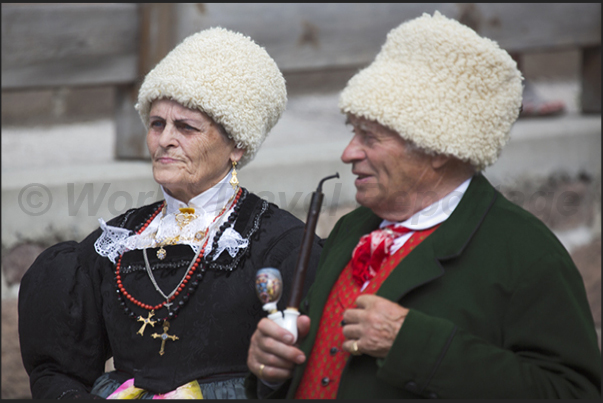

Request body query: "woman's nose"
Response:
[157, 123, 178, 148]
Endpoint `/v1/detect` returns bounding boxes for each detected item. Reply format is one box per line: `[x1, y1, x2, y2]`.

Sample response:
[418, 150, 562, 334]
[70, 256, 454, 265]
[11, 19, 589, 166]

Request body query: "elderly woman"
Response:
[18, 28, 321, 399]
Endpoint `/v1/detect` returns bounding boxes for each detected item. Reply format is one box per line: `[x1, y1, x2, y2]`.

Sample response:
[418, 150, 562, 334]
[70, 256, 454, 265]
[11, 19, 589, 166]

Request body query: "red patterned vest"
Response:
[294, 226, 439, 399]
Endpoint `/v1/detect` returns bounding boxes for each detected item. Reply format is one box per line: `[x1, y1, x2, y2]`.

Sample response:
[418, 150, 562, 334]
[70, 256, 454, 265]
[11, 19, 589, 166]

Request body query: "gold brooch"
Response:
[175, 207, 197, 230]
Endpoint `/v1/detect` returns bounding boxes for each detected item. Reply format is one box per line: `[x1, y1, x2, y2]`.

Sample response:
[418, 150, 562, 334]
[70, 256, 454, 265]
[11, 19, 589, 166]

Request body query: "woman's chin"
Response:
[153, 171, 183, 190]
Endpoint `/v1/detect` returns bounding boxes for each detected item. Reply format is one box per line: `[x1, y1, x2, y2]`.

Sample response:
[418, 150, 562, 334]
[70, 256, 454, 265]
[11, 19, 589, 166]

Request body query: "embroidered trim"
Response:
[119, 205, 147, 229]
[95, 191, 267, 274]
[119, 260, 193, 274]
[208, 199, 269, 272]
[94, 194, 248, 264]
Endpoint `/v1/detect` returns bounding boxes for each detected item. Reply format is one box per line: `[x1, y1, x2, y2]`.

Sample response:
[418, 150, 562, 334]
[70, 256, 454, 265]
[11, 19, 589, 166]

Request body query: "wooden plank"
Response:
[175, 3, 601, 71]
[3, 3, 599, 89]
[1, 3, 139, 89]
[463, 3, 602, 52]
[138, 3, 177, 77]
[114, 85, 149, 160]
[581, 46, 602, 114]
[115, 4, 175, 160]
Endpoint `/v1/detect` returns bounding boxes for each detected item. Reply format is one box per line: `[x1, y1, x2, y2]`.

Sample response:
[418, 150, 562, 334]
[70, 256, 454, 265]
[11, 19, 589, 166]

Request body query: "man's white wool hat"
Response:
[136, 27, 287, 168]
[339, 11, 523, 171]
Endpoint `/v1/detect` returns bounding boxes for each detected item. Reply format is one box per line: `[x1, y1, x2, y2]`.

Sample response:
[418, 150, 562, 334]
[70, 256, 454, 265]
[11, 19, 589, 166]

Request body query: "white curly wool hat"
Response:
[339, 11, 523, 171]
[136, 27, 287, 168]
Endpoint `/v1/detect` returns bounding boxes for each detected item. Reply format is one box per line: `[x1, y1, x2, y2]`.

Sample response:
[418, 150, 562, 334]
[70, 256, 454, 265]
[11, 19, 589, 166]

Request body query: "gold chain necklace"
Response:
[153, 189, 239, 260]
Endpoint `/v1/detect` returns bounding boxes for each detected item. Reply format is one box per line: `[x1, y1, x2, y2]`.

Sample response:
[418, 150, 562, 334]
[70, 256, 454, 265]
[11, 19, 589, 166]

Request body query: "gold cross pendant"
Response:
[151, 321, 179, 355]
[136, 310, 157, 336]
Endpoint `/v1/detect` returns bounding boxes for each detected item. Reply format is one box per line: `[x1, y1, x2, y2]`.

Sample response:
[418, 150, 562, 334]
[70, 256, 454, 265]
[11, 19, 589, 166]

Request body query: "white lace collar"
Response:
[94, 169, 248, 263]
[162, 171, 236, 216]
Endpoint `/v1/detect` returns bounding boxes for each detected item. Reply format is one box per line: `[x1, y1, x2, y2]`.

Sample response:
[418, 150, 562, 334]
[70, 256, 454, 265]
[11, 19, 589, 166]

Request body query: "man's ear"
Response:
[431, 153, 451, 170]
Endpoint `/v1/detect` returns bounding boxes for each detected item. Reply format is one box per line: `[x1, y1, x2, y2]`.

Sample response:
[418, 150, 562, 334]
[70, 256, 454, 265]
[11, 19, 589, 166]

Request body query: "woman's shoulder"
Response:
[243, 191, 305, 231]
[105, 200, 165, 231]
[24, 201, 165, 276]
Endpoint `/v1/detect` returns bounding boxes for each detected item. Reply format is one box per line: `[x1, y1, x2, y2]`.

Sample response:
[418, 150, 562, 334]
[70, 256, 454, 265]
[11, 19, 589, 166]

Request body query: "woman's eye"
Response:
[150, 120, 164, 129]
[177, 123, 198, 132]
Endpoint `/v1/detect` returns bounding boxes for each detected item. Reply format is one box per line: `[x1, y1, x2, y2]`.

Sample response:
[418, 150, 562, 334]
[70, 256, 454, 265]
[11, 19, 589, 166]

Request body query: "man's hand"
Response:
[341, 294, 409, 358]
[247, 315, 311, 383]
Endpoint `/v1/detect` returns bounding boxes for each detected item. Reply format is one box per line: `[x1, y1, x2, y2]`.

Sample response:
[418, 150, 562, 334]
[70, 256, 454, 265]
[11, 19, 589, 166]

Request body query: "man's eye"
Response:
[362, 132, 377, 144]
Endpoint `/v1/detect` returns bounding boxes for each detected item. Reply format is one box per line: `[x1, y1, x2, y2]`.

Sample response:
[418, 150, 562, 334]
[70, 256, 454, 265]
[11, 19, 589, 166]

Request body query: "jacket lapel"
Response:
[377, 174, 498, 302]
[294, 207, 381, 390]
[290, 175, 498, 398]
[307, 206, 382, 313]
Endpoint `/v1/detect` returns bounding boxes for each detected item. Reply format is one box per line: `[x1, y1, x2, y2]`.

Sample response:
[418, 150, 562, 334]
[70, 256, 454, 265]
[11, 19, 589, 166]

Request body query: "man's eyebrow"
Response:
[344, 117, 372, 131]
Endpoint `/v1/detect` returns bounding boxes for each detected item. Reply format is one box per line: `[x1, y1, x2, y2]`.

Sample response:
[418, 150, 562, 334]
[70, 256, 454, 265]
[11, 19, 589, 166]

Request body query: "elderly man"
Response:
[245, 11, 601, 399]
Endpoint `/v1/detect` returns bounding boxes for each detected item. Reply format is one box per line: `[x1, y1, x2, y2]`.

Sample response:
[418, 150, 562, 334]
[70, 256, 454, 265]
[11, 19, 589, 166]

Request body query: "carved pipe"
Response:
[287, 173, 340, 310]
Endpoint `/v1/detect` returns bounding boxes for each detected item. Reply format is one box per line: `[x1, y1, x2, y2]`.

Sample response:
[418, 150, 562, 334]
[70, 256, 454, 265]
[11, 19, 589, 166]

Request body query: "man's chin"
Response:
[354, 190, 382, 210]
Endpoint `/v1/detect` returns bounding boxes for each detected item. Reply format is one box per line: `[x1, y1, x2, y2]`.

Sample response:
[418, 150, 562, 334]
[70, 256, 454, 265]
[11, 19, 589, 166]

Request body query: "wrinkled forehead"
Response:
[149, 98, 210, 120]
[345, 114, 399, 137]
[148, 97, 231, 140]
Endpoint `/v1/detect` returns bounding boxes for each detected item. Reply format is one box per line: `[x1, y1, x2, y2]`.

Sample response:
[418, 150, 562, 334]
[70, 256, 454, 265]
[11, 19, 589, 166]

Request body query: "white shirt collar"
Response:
[381, 177, 472, 231]
[161, 170, 236, 216]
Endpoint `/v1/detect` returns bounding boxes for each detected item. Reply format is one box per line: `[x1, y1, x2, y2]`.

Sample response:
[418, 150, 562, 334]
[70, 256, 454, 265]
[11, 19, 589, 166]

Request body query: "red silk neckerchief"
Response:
[350, 224, 412, 287]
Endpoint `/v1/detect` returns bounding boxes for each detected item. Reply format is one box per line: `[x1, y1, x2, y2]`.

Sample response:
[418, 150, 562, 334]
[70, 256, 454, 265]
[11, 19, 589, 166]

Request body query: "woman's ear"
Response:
[230, 146, 245, 163]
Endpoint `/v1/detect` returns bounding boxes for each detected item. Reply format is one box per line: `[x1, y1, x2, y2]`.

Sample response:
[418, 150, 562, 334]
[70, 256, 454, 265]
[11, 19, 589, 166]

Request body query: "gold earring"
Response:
[229, 160, 239, 189]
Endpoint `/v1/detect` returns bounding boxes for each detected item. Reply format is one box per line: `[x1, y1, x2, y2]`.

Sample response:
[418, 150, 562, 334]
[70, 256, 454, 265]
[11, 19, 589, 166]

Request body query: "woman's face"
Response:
[147, 99, 244, 203]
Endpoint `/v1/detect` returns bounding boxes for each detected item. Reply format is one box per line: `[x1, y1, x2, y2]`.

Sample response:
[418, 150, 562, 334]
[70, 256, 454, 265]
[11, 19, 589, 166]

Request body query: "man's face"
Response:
[341, 115, 439, 221]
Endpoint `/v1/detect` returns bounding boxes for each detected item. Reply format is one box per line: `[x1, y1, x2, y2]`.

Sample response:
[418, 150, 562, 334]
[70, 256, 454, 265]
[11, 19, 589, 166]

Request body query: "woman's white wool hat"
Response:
[339, 11, 523, 171]
[136, 27, 287, 168]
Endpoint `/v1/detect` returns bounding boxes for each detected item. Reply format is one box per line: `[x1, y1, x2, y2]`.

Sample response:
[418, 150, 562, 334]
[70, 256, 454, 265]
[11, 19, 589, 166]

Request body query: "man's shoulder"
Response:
[480, 188, 571, 261]
[466, 174, 557, 242]
[490, 190, 556, 236]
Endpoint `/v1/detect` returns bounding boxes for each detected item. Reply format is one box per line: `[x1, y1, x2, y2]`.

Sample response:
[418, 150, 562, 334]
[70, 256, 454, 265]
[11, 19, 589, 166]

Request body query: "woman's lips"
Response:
[157, 157, 180, 164]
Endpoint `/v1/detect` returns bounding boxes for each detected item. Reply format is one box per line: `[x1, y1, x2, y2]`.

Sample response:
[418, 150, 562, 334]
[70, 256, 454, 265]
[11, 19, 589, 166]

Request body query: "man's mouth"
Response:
[353, 171, 373, 184]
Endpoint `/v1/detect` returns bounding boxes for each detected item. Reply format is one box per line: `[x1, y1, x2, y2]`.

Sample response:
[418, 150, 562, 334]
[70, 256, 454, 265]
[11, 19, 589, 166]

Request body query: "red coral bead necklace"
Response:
[115, 187, 243, 322]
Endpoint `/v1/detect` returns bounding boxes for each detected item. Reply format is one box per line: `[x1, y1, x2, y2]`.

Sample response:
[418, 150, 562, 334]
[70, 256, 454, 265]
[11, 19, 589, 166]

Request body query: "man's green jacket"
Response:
[247, 174, 601, 398]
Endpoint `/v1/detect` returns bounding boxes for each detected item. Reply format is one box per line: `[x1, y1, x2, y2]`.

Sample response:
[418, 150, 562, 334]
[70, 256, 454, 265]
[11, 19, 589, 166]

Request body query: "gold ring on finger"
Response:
[351, 340, 361, 356]
[259, 363, 265, 378]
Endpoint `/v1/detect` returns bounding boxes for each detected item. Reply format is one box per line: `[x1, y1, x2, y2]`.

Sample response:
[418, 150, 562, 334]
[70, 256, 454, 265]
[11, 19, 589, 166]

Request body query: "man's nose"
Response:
[341, 135, 364, 164]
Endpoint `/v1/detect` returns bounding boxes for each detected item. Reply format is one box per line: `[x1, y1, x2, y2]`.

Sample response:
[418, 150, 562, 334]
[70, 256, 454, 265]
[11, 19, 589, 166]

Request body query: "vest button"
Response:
[405, 381, 418, 392]
[330, 347, 338, 355]
[321, 377, 330, 386]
